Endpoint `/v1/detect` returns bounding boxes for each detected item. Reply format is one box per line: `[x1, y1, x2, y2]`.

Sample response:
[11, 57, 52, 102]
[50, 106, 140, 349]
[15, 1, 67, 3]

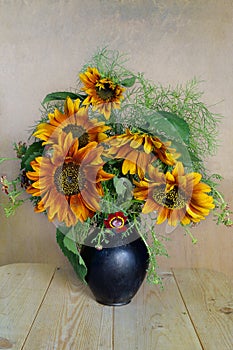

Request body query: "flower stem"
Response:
[0, 157, 18, 164]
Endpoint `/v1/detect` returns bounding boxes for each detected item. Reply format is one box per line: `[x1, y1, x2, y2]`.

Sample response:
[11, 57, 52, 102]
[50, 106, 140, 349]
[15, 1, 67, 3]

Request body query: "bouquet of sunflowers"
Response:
[1, 48, 232, 284]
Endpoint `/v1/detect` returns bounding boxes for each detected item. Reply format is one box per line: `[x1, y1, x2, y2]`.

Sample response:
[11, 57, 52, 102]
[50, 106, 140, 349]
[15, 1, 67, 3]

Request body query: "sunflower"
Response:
[133, 162, 215, 226]
[26, 132, 114, 227]
[33, 97, 110, 147]
[79, 67, 125, 120]
[104, 129, 179, 179]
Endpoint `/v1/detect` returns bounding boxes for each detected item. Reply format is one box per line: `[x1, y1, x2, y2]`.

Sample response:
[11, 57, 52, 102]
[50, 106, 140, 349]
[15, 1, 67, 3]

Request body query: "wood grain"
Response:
[0, 263, 56, 350]
[173, 268, 233, 350]
[113, 272, 203, 350]
[1, 264, 232, 350]
[22, 267, 113, 350]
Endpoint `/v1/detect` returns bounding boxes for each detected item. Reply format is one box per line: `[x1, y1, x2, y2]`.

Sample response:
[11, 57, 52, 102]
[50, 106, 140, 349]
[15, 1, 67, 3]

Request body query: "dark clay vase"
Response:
[80, 234, 149, 306]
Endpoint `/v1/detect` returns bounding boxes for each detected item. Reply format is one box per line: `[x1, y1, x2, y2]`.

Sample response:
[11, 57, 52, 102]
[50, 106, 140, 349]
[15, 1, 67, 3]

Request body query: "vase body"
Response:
[80, 236, 149, 306]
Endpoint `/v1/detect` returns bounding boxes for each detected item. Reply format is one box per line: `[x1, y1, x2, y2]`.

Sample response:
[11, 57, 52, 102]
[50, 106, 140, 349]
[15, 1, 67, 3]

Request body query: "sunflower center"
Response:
[153, 185, 187, 209]
[54, 162, 85, 196]
[109, 216, 124, 228]
[96, 83, 115, 101]
[62, 125, 89, 148]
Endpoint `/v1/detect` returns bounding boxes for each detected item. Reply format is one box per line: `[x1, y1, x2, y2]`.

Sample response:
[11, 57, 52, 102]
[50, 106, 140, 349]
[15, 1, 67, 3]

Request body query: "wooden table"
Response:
[0, 264, 232, 350]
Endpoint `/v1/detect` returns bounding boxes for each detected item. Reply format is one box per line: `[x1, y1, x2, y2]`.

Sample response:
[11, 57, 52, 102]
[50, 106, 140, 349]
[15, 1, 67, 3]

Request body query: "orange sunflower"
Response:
[104, 129, 179, 179]
[133, 162, 215, 226]
[33, 97, 110, 147]
[79, 67, 125, 120]
[26, 132, 114, 227]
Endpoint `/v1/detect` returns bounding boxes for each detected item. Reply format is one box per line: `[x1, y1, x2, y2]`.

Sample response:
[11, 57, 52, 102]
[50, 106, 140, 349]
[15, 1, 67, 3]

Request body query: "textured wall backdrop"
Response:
[0, 0, 232, 276]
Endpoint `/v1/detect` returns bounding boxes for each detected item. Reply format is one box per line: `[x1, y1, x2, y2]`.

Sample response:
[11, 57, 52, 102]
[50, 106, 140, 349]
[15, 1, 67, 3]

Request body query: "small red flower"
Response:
[104, 211, 128, 233]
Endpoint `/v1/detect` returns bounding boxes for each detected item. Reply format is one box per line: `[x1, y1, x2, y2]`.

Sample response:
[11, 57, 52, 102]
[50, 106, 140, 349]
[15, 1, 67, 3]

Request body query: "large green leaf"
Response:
[42, 91, 86, 105]
[143, 111, 190, 145]
[64, 233, 79, 255]
[56, 228, 87, 284]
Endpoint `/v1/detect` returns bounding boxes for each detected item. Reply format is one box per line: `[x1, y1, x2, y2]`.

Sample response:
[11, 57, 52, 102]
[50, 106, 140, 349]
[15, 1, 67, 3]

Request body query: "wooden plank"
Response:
[173, 268, 233, 350]
[22, 267, 113, 350]
[0, 263, 56, 350]
[113, 272, 203, 350]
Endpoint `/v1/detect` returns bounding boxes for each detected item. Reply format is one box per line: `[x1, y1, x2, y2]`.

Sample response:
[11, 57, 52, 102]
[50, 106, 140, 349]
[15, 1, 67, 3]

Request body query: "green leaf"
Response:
[42, 92, 86, 106]
[64, 234, 79, 255]
[183, 150, 204, 170]
[20, 141, 44, 171]
[56, 228, 87, 284]
[120, 76, 136, 87]
[143, 111, 190, 145]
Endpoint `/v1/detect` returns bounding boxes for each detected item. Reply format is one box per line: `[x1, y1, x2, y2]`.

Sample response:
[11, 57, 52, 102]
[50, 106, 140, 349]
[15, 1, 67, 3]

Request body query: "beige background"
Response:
[0, 0, 232, 276]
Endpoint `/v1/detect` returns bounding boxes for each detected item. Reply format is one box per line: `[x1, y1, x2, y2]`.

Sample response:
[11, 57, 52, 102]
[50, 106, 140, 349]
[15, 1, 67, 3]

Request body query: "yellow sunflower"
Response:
[79, 67, 125, 120]
[26, 132, 114, 227]
[133, 162, 215, 226]
[33, 97, 110, 147]
[104, 129, 179, 179]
